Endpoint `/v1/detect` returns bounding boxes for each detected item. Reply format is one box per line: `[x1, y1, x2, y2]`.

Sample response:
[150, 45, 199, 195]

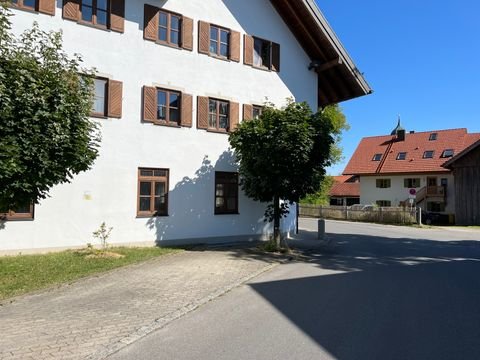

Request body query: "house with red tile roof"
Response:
[329, 176, 360, 206]
[343, 120, 480, 220]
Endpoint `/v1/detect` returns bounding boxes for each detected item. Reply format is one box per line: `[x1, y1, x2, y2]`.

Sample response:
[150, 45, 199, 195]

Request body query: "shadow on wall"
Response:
[146, 150, 270, 244]
[253, 229, 480, 359]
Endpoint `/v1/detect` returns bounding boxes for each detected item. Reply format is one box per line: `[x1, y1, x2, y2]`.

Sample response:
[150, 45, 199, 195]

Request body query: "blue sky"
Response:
[317, 0, 480, 175]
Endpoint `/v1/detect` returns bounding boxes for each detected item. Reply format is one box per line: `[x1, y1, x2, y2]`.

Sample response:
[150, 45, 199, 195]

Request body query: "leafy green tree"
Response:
[0, 5, 100, 212]
[229, 100, 335, 248]
[324, 104, 349, 165]
[301, 175, 335, 205]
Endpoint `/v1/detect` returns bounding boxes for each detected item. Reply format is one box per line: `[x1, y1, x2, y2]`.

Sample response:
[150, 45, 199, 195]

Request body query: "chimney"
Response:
[410, 131, 415, 134]
[397, 129, 406, 141]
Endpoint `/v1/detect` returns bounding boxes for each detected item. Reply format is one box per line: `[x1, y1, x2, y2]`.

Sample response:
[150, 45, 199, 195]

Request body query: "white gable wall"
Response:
[1, 0, 317, 252]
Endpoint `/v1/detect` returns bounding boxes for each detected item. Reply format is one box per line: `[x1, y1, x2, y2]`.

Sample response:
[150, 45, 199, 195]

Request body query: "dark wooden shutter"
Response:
[197, 96, 209, 129]
[181, 17, 194, 51]
[38, 0, 55, 15]
[243, 104, 253, 121]
[110, 0, 125, 33]
[144, 4, 159, 41]
[198, 21, 210, 55]
[62, 0, 79, 21]
[244, 34, 253, 66]
[180, 94, 193, 127]
[107, 80, 123, 118]
[143, 86, 157, 122]
[272, 42, 280, 72]
[229, 102, 239, 132]
[229, 30, 240, 62]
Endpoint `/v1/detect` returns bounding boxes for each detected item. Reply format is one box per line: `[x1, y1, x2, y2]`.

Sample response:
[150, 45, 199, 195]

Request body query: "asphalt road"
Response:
[110, 220, 480, 360]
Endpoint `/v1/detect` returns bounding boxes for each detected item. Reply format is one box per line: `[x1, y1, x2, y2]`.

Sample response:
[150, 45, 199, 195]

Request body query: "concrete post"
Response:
[318, 219, 325, 240]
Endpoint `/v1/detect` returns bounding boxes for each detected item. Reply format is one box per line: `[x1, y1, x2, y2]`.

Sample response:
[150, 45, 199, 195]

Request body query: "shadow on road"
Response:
[251, 228, 480, 360]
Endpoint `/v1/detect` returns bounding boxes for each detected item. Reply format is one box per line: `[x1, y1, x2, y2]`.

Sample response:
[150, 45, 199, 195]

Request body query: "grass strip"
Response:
[0, 247, 180, 301]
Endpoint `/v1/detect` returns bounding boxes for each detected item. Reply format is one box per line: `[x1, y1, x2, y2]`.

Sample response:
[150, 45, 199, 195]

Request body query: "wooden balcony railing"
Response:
[426, 185, 446, 197]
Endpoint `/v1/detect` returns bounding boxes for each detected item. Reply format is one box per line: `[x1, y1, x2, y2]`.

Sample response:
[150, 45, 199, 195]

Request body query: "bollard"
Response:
[318, 219, 325, 240]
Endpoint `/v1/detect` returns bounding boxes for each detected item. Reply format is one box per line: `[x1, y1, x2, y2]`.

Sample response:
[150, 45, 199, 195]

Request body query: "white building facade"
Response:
[1, 0, 370, 252]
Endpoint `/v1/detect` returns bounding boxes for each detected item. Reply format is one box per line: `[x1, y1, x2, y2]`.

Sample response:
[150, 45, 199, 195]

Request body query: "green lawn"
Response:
[0, 247, 180, 301]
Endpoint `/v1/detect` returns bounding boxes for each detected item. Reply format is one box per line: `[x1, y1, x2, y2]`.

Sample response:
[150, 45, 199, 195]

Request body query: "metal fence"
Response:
[299, 204, 419, 225]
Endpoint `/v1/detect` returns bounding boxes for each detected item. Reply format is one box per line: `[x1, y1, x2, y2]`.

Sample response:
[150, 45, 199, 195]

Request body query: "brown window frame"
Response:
[157, 10, 182, 47]
[209, 25, 230, 58]
[215, 172, 239, 215]
[253, 36, 273, 70]
[79, 0, 109, 28]
[0, 204, 34, 221]
[90, 77, 109, 118]
[137, 168, 169, 217]
[11, 0, 37, 11]
[156, 88, 181, 126]
[208, 98, 230, 131]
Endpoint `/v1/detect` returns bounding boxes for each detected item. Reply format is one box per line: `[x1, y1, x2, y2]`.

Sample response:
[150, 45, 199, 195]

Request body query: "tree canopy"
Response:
[0, 6, 99, 212]
[229, 100, 335, 245]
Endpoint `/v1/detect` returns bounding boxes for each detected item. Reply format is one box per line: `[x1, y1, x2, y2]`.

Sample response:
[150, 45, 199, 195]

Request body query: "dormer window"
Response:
[396, 152, 407, 160]
[429, 133, 438, 141]
[441, 149, 455, 158]
[372, 153, 382, 161]
[423, 150, 435, 159]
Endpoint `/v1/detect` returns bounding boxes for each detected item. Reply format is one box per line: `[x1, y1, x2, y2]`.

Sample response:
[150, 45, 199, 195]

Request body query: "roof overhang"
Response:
[270, 0, 372, 107]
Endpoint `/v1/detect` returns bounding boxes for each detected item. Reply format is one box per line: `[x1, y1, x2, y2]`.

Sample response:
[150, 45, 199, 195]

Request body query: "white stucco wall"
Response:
[360, 174, 455, 213]
[1, 0, 316, 251]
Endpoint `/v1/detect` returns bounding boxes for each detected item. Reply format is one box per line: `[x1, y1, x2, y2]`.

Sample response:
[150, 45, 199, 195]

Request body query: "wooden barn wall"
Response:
[452, 146, 480, 225]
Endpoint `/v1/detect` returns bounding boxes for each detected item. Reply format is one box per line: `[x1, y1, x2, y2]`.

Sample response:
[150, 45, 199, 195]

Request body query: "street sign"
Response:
[409, 188, 417, 196]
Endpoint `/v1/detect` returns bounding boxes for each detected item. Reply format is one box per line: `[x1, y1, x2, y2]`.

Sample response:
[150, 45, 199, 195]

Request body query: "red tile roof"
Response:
[344, 128, 480, 175]
[329, 176, 360, 197]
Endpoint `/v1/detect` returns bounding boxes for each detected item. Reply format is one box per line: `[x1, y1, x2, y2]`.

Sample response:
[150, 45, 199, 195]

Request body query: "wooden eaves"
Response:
[270, 0, 373, 107]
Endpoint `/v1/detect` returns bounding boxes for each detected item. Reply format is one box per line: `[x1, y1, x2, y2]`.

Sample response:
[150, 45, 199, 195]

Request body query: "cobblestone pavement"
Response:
[0, 248, 279, 360]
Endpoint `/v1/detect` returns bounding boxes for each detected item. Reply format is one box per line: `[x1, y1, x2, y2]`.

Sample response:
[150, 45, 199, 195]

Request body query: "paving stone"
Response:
[0, 249, 278, 360]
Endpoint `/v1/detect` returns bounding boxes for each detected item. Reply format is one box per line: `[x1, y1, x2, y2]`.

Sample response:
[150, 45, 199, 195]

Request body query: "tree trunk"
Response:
[273, 195, 280, 249]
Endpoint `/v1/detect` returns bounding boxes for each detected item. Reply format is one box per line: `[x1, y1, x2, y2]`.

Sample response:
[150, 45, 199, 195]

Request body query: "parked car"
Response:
[421, 212, 450, 225]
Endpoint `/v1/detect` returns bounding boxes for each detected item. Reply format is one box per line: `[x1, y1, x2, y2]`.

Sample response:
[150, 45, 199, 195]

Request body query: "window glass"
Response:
[442, 149, 454, 158]
[220, 43, 228, 57]
[97, 0, 107, 10]
[215, 172, 238, 214]
[429, 133, 438, 141]
[210, 26, 218, 40]
[23, 0, 35, 7]
[92, 78, 107, 115]
[96, 9, 107, 26]
[171, 30, 179, 45]
[423, 150, 434, 159]
[81, 5, 93, 22]
[253, 38, 263, 67]
[253, 106, 262, 119]
[372, 153, 382, 161]
[140, 182, 151, 196]
[159, 12, 168, 26]
[171, 16, 180, 30]
[397, 152, 407, 160]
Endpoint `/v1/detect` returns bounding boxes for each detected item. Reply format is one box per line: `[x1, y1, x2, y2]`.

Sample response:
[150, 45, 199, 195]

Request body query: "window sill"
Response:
[252, 65, 272, 72]
[155, 40, 182, 50]
[0, 216, 34, 222]
[90, 113, 108, 119]
[149, 121, 182, 128]
[208, 53, 231, 62]
[136, 214, 169, 219]
[206, 128, 229, 134]
[77, 21, 111, 33]
[214, 212, 240, 216]
[9, 4, 38, 14]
